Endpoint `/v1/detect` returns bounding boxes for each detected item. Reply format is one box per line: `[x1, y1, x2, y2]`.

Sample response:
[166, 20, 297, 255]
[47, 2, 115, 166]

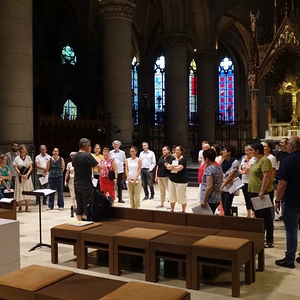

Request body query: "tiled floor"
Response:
[17, 185, 300, 299]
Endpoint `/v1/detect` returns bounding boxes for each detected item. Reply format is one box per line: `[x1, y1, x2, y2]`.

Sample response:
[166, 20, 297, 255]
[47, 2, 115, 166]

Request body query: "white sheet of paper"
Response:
[171, 160, 179, 173]
[251, 194, 273, 211]
[223, 177, 244, 194]
[192, 204, 213, 215]
[39, 174, 49, 185]
[3, 189, 14, 193]
[92, 178, 98, 187]
[0, 198, 15, 203]
[33, 189, 56, 196]
[65, 220, 94, 227]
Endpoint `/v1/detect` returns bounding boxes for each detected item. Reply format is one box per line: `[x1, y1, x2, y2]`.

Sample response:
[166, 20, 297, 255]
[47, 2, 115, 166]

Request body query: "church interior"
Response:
[1, 0, 300, 299]
[2, 0, 300, 158]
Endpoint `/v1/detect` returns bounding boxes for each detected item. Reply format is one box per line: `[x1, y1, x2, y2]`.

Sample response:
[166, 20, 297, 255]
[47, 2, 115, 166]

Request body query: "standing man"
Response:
[73, 138, 101, 221]
[35, 145, 51, 205]
[275, 138, 289, 221]
[139, 142, 156, 200]
[110, 140, 126, 203]
[6, 142, 19, 189]
[275, 136, 300, 269]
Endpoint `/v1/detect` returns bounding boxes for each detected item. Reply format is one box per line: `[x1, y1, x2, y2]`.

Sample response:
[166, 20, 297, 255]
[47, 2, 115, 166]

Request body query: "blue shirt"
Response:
[277, 150, 300, 209]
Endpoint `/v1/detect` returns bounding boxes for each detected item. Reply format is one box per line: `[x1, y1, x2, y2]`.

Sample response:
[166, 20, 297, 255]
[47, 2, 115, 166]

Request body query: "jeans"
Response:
[48, 176, 64, 209]
[249, 192, 274, 244]
[283, 204, 300, 263]
[221, 192, 234, 216]
[140, 169, 154, 197]
[36, 174, 48, 204]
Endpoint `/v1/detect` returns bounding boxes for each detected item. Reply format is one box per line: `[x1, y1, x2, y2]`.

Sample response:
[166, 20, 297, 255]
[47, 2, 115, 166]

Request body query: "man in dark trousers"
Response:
[275, 136, 300, 269]
[73, 138, 101, 221]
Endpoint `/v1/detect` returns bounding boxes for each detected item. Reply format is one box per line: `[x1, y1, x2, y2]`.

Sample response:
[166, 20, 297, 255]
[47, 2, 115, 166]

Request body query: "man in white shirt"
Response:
[139, 142, 156, 200]
[35, 144, 51, 205]
[110, 140, 126, 203]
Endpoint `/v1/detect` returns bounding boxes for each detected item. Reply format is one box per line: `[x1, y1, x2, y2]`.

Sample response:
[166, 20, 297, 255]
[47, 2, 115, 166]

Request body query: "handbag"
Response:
[108, 170, 115, 181]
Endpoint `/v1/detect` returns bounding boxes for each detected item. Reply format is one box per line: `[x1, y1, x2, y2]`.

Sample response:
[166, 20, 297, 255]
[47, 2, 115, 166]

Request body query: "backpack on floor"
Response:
[87, 189, 113, 221]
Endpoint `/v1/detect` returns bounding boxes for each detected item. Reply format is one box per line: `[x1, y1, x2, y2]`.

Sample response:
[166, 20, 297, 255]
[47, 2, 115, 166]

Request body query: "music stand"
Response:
[22, 189, 56, 252]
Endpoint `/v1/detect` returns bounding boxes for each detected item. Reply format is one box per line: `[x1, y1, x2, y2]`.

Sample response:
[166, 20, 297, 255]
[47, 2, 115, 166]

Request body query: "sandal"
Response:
[25, 207, 31, 213]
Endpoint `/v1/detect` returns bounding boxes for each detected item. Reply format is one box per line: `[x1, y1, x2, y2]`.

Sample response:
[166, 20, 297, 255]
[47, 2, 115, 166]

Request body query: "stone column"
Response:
[163, 34, 190, 150]
[195, 51, 218, 145]
[99, 0, 136, 146]
[0, 0, 33, 147]
[251, 90, 259, 139]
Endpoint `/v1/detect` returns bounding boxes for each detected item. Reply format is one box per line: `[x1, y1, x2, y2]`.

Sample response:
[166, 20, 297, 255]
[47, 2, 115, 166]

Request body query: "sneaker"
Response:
[59, 207, 64, 211]
[264, 242, 274, 248]
[296, 255, 300, 264]
[143, 196, 149, 200]
[275, 216, 283, 221]
[275, 258, 295, 269]
[46, 207, 53, 211]
[118, 199, 125, 203]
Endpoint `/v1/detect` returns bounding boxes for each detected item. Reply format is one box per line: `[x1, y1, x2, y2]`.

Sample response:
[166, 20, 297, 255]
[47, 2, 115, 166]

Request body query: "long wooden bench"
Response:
[51, 207, 264, 297]
[0, 264, 190, 300]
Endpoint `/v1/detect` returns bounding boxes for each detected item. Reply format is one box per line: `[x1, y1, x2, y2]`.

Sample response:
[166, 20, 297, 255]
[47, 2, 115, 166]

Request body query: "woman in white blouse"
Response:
[125, 146, 142, 209]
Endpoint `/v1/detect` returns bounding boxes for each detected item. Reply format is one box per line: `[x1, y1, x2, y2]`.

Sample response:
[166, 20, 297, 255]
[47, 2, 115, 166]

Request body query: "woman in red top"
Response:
[99, 147, 117, 201]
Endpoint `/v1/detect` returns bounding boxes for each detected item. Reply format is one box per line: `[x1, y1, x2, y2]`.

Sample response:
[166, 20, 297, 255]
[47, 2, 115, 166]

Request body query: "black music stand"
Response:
[22, 189, 56, 252]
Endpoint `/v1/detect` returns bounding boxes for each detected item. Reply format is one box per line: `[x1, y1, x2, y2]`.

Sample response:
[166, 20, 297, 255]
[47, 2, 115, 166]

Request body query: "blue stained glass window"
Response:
[61, 45, 77, 65]
[219, 57, 234, 123]
[61, 99, 77, 120]
[154, 55, 165, 125]
[131, 57, 139, 125]
[189, 59, 197, 125]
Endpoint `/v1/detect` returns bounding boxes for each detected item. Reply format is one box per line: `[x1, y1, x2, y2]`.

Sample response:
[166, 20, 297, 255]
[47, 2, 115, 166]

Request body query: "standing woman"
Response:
[125, 146, 142, 208]
[99, 148, 117, 201]
[46, 148, 65, 210]
[64, 152, 77, 216]
[13, 145, 35, 212]
[239, 145, 256, 217]
[200, 149, 223, 214]
[248, 143, 274, 248]
[155, 146, 173, 208]
[92, 144, 103, 191]
[220, 145, 239, 216]
[165, 146, 188, 213]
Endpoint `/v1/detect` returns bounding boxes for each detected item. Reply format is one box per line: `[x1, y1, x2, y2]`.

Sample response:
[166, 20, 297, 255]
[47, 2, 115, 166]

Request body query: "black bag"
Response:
[108, 170, 115, 181]
[87, 189, 113, 221]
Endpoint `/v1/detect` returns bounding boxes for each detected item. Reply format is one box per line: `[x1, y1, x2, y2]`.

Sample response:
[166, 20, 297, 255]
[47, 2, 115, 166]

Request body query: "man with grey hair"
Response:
[275, 136, 300, 269]
[110, 140, 126, 203]
[35, 144, 51, 205]
[139, 142, 156, 200]
[73, 138, 101, 220]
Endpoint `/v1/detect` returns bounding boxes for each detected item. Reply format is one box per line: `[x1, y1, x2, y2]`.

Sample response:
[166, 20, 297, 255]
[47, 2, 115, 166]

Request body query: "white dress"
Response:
[13, 155, 35, 201]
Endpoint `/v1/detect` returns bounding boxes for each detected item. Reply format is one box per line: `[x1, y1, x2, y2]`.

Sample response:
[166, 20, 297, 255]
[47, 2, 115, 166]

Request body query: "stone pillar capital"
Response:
[99, 0, 136, 20]
[162, 33, 191, 48]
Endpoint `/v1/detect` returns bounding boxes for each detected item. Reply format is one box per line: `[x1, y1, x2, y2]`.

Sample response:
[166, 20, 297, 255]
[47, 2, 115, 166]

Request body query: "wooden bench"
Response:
[0, 199, 16, 220]
[51, 222, 102, 268]
[191, 236, 253, 297]
[113, 227, 168, 281]
[100, 281, 190, 300]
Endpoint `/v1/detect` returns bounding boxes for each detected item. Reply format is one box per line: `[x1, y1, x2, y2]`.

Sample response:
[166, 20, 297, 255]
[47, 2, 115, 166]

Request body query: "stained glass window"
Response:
[61, 99, 77, 120]
[154, 55, 165, 125]
[61, 45, 77, 65]
[219, 57, 234, 123]
[189, 59, 197, 125]
[131, 57, 139, 125]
